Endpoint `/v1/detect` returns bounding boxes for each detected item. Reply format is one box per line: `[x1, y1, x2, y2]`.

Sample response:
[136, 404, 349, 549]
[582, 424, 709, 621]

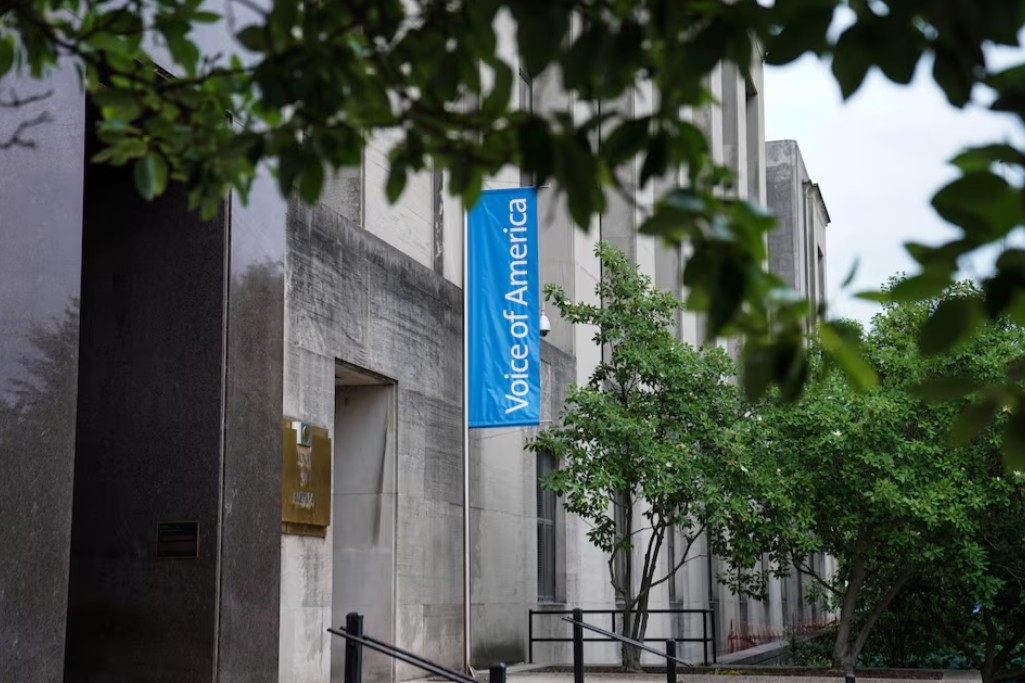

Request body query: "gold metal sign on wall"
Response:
[281, 419, 331, 537]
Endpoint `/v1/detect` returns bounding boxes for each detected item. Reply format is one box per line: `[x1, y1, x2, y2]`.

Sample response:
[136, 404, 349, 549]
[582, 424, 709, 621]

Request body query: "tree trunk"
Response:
[832, 555, 866, 674]
[982, 661, 997, 683]
[621, 601, 642, 671]
[622, 638, 642, 672]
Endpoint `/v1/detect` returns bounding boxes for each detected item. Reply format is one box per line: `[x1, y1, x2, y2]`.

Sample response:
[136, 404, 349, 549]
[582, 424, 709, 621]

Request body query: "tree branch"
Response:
[852, 567, 915, 656]
[0, 110, 54, 150]
[0, 88, 54, 109]
[650, 522, 705, 589]
[794, 553, 840, 597]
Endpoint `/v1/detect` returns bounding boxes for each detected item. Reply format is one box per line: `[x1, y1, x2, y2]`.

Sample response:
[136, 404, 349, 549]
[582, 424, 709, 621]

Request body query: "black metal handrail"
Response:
[562, 608, 690, 683]
[328, 612, 507, 683]
[528, 607, 716, 665]
[561, 616, 693, 668]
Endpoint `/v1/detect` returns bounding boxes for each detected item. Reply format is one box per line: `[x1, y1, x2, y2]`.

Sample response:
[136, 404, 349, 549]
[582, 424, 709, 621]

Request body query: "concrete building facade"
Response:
[0, 17, 832, 683]
[766, 140, 831, 318]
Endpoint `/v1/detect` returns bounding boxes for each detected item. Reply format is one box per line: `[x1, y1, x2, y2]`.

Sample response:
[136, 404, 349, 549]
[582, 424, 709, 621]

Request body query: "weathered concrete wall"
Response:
[766, 140, 803, 291]
[766, 140, 829, 314]
[281, 199, 464, 681]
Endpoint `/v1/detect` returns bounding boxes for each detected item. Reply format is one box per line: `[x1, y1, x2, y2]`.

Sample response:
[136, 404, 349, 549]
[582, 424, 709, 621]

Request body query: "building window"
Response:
[537, 451, 557, 602]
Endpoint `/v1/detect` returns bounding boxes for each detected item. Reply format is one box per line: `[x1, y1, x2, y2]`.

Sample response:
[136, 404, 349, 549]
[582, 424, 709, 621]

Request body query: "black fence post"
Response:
[491, 662, 507, 683]
[572, 608, 584, 683]
[666, 640, 677, 683]
[702, 612, 708, 665]
[528, 611, 534, 664]
[344, 612, 364, 683]
[711, 610, 718, 663]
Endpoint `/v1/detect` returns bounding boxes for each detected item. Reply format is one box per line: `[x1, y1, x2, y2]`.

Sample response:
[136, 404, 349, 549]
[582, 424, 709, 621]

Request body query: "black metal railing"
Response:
[565, 607, 692, 680]
[528, 607, 717, 665]
[328, 612, 507, 683]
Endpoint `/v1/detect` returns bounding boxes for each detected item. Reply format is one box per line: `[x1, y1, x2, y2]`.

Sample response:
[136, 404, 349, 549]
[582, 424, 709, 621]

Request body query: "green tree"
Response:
[527, 242, 747, 671]
[727, 281, 1025, 678]
[874, 460, 1025, 683]
[5, 0, 1025, 402]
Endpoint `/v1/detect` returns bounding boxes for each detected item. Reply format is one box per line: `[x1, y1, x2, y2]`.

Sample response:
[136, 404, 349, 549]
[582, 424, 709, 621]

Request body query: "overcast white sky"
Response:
[764, 51, 1024, 323]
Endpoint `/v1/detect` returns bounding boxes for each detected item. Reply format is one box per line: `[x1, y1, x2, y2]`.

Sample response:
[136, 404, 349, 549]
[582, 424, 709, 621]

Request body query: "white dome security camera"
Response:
[539, 311, 552, 338]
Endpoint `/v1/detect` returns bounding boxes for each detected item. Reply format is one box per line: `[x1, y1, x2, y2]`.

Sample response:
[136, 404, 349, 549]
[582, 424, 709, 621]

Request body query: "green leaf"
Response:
[192, 11, 221, 24]
[133, 153, 168, 201]
[602, 117, 651, 166]
[481, 58, 513, 119]
[830, 27, 872, 99]
[931, 171, 1021, 240]
[909, 376, 982, 403]
[741, 342, 774, 401]
[872, 19, 922, 85]
[236, 25, 265, 52]
[888, 273, 952, 302]
[386, 161, 408, 203]
[776, 342, 809, 403]
[510, 2, 568, 78]
[639, 207, 689, 240]
[518, 117, 553, 185]
[919, 296, 984, 356]
[0, 36, 15, 79]
[93, 88, 142, 122]
[639, 130, 670, 186]
[951, 144, 1025, 173]
[554, 134, 598, 228]
[950, 398, 998, 446]
[562, 23, 608, 92]
[706, 250, 745, 338]
[855, 290, 890, 303]
[763, 5, 833, 65]
[818, 321, 878, 391]
[841, 258, 859, 289]
[165, 32, 201, 75]
[1002, 410, 1025, 471]
[298, 161, 324, 204]
[933, 45, 975, 108]
[904, 240, 970, 270]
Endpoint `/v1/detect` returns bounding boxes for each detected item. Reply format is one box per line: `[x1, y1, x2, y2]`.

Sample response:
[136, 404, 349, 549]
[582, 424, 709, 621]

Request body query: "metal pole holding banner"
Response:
[463, 186, 541, 675]
[462, 207, 472, 676]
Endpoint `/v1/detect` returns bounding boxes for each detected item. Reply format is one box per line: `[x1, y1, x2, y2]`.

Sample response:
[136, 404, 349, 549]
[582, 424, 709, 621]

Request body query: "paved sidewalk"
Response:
[495, 670, 982, 683]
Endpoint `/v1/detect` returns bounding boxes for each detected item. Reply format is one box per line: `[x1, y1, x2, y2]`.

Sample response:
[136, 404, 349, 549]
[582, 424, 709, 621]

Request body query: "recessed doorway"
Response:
[331, 362, 397, 682]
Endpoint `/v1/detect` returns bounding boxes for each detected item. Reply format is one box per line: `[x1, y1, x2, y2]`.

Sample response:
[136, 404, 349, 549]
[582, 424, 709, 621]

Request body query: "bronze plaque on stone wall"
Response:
[281, 420, 331, 537]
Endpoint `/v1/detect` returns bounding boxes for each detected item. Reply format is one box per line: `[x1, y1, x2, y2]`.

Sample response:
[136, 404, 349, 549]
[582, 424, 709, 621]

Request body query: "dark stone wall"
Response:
[0, 67, 85, 683]
[65, 132, 284, 682]
[66, 131, 226, 682]
[216, 178, 285, 683]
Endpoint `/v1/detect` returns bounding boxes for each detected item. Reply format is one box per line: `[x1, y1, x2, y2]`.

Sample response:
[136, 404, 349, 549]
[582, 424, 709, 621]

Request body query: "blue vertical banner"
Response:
[467, 187, 540, 428]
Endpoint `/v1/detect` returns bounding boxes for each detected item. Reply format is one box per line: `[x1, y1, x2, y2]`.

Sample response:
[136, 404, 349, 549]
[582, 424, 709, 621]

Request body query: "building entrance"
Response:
[331, 364, 397, 682]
